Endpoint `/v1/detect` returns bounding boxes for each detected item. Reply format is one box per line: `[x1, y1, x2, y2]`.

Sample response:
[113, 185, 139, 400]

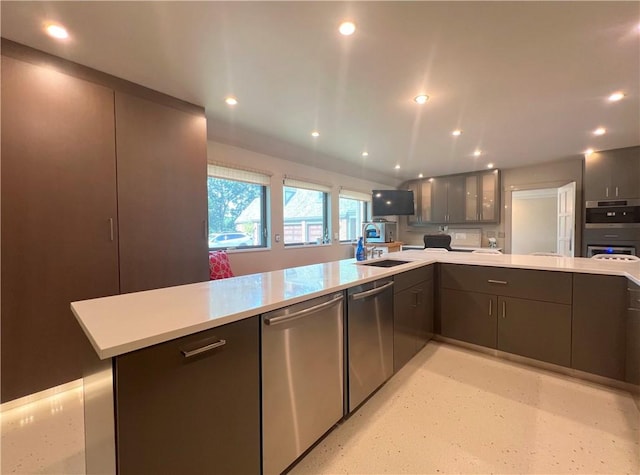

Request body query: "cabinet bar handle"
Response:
[488, 279, 508, 285]
[181, 339, 226, 358]
[502, 301, 506, 318]
[489, 299, 492, 316]
[604, 234, 619, 238]
[606, 187, 609, 197]
[108, 218, 114, 241]
[615, 186, 619, 197]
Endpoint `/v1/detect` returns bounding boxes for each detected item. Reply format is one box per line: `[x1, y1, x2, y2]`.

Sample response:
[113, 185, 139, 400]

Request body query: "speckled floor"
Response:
[1, 342, 638, 474]
[291, 342, 640, 475]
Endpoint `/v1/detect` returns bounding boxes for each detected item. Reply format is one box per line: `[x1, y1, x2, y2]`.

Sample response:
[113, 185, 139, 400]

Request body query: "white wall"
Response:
[511, 190, 557, 255]
[207, 141, 400, 276]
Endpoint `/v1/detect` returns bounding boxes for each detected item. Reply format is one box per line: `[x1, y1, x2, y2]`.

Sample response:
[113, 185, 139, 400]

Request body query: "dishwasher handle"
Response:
[349, 281, 394, 301]
[264, 293, 344, 326]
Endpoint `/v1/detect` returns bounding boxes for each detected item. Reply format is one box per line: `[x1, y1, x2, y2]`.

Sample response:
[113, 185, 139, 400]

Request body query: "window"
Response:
[207, 164, 270, 250]
[283, 178, 331, 246]
[339, 189, 371, 242]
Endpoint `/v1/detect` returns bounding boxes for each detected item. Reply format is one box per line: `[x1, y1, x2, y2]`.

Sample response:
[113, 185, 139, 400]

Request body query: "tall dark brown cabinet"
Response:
[1, 42, 209, 402]
[1, 56, 120, 402]
[115, 93, 208, 293]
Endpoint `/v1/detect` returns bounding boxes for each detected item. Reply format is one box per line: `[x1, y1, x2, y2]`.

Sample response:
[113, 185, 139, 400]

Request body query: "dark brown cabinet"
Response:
[440, 264, 573, 366]
[0, 44, 208, 402]
[115, 317, 261, 475]
[1, 55, 120, 401]
[393, 266, 434, 372]
[572, 273, 628, 381]
[405, 170, 500, 226]
[441, 289, 497, 348]
[115, 93, 209, 293]
[464, 170, 500, 223]
[627, 281, 640, 385]
[431, 175, 466, 223]
[584, 146, 640, 201]
[497, 296, 571, 367]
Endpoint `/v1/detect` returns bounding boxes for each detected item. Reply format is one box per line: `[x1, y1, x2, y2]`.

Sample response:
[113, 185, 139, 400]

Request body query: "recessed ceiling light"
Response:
[311, 131, 320, 137]
[361, 151, 369, 157]
[225, 97, 238, 106]
[452, 129, 462, 136]
[608, 91, 625, 102]
[487, 163, 494, 169]
[473, 150, 482, 157]
[414, 94, 429, 104]
[45, 23, 69, 40]
[584, 148, 594, 156]
[418, 173, 424, 178]
[394, 164, 401, 170]
[339, 21, 356, 36]
[593, 127, 606, 136]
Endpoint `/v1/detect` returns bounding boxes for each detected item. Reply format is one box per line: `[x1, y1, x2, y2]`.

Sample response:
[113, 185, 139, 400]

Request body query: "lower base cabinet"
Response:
[439, 264, 573, 368]
[441, 288, 497, 348]
[497, 296, 571, 367]
[572, 274, 627, 381]
[114, 317, 260, 475]
[394, 266, 434, 372]
[627, 281, 640, 385]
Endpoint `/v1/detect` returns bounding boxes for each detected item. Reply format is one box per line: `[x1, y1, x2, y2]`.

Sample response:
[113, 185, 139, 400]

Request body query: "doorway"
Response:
[510, 182, 576, 256]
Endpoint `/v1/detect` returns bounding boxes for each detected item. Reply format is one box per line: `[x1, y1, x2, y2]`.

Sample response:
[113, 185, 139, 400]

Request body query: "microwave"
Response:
[363, 221, 395, 243]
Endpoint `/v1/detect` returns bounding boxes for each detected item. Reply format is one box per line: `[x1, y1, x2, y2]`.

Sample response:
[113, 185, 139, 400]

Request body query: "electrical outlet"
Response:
[275, 233, 281, 242]
[498, 232, 505, 238]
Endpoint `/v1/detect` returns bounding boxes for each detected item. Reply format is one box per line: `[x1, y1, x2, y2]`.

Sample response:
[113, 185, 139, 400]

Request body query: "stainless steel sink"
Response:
[358, 259, 410, 268]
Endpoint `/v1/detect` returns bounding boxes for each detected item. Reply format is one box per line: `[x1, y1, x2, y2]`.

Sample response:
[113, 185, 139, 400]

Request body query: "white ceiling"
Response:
[2, 1, 639, 181]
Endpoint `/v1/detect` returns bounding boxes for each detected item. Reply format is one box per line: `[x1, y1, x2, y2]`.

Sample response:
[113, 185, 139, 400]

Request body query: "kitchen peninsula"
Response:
[72, 251, 640, 474]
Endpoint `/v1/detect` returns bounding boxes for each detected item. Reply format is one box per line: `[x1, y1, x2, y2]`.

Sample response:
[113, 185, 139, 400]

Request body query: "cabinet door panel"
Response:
[1, 56, 119, 401]
[572, 274, 626, 380]
[480, 170, 499, 222]
[115, 317, 260, 475]
[447, 175, 467, 223]
[465, 175, 479, 221]
[441, 289, 497, 348]
[431, 178, 448, 223]
[497, 297, 571, 367]
[115, 92, 209, 293]
[610, 148, 640, 199]
[394, 287, 417, 372]
[420, 180, 433, 222]
[416, 281, 434, 349]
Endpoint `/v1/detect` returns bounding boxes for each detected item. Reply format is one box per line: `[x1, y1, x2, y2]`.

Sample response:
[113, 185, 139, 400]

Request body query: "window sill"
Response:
[284, 243, 333, 249]
[210, 246, 271, 254]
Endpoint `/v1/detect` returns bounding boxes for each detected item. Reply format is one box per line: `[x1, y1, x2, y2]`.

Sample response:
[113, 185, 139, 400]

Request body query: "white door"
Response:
[557, 182, 576, 257]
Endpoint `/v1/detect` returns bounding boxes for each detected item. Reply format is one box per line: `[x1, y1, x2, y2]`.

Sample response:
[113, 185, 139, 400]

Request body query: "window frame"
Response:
[282, 178, 332, 247]
[207, 164, 270, 251]
[338, 189, 372, 243]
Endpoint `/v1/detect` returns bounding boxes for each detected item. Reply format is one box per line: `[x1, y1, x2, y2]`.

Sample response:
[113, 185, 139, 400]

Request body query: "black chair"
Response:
[423, 234, 452, 250]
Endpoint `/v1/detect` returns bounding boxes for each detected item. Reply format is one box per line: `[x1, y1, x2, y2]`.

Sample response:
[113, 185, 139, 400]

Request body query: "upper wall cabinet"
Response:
[584, 147, 640, 201]
[115, 93, 209, 293]
[465, 170, 500, 223]
[406, 170, 500, 226]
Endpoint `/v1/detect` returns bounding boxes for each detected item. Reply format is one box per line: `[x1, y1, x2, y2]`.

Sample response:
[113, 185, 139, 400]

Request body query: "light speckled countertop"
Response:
[72, 252, 640, 360]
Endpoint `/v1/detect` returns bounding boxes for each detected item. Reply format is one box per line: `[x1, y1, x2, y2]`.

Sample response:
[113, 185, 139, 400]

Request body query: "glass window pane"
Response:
[207, 176, 266, 249]
[339, 197, 368, 242]
[283, 186, 328, 245]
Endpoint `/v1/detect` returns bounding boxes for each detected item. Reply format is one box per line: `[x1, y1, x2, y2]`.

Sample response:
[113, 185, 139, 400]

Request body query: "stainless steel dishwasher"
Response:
[347, 278, 394, 413]
[262, 291, 344, 475]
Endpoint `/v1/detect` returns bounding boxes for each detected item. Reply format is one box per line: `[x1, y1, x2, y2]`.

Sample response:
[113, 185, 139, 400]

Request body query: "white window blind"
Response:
[339, 188, 371, 202]
[207, 163, 271, 186]
[283, 176, 332, 193]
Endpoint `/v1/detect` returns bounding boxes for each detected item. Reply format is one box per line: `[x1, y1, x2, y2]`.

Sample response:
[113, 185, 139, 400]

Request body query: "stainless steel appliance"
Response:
[347, 279, 394, 413]
[362, 221, 396, 243]
[585, 199, 640, 228]
[262, 292, 345, 475]
[586, 245, 636, 257]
